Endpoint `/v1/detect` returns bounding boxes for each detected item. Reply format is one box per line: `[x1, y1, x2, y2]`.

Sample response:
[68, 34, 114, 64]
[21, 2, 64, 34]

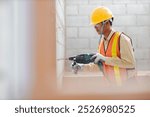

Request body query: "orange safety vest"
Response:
[98, 32, 127, 86]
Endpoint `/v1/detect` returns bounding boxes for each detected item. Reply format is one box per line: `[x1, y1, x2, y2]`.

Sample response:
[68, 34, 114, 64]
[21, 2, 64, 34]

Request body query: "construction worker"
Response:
[91, 6, 137, 86]
[72, 6, 136, 86]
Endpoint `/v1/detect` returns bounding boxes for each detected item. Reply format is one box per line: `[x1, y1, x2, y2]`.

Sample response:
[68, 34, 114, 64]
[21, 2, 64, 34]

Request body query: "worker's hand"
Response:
[71, 63, 83, 74]
[91, 53, 106, 64]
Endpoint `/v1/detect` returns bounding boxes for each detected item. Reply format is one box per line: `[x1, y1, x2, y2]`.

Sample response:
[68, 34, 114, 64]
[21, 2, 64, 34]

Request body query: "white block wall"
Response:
[56, 0, 65, 86]
[65, 0, 150, 71]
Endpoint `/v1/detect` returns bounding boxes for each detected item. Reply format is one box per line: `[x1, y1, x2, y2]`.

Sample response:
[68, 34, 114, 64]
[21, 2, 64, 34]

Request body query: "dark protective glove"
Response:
[91, 53, 106, 64]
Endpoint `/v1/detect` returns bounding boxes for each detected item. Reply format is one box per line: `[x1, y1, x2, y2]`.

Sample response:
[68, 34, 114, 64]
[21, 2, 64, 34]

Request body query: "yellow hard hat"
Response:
[90, 6, 113, 25]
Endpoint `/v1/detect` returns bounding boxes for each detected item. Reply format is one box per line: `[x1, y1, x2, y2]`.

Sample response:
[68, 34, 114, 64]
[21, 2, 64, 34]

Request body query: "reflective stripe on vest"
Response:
[112, 32, 122, 86]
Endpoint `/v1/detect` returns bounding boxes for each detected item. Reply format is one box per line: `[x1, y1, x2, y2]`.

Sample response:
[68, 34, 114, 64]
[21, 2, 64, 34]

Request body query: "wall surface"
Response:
[65, 0, 150, 71]
[56, 0, 65, 88]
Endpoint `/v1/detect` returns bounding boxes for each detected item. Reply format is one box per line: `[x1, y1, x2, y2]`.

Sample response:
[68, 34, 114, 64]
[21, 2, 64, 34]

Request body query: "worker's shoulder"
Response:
[119, 32, 132, 44]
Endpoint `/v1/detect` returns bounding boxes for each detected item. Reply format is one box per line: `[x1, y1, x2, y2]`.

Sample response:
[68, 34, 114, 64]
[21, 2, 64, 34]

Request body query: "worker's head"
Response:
[90, 6, 113, 35]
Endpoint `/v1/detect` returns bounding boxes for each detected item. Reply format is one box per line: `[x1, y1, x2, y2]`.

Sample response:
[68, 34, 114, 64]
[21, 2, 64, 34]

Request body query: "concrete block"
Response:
[105, 5, 126, 15]
[66, 49, 78, 57]
[66, 0, 88, 5]
[114, 15, 136, 26]
[135, 49, 150, 59]
[137, 0, 150, 3]
[90, 38, 99, 49]
[76, 49, 97, 54]
[66, 6, 78, 15]
[137, 16, 150, 26]
[79, 5, 97, 15]
[137, 27, 150, 48]
[66, 49, 95, 58]
[113, 26, 127, 33]
[126, 27, 150, 48]
[66, 16, 89, 26]
[79, 4, 126, 15]
[136, 26, 150, 34]
[113, 0, 136, 4]
[66, 27, 78, 38]
[88, 0, 101, 4]
[126, 27, 139, 37]
[89, 0, 113, 5]
[127, 4, 149, 15]
[136, 59, 150, 70]
[138, 37, 150, 48]
[66, 39, 89, 49]
[79, 27, 97, 38]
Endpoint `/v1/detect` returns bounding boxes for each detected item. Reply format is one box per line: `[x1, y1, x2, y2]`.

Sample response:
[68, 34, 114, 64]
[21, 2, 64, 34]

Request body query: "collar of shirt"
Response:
[103, 29, 115, 41]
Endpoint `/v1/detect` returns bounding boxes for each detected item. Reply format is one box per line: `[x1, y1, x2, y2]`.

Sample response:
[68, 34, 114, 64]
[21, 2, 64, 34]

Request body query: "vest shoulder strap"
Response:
[120, 32, 134, 51]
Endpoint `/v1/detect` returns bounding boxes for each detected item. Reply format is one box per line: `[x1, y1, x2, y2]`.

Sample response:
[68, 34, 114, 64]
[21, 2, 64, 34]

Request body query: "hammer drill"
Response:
[69, 53, 103, 74]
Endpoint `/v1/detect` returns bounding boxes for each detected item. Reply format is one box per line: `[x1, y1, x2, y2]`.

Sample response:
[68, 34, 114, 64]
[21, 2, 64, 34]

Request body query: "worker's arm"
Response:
[105, 34, 136, 68]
